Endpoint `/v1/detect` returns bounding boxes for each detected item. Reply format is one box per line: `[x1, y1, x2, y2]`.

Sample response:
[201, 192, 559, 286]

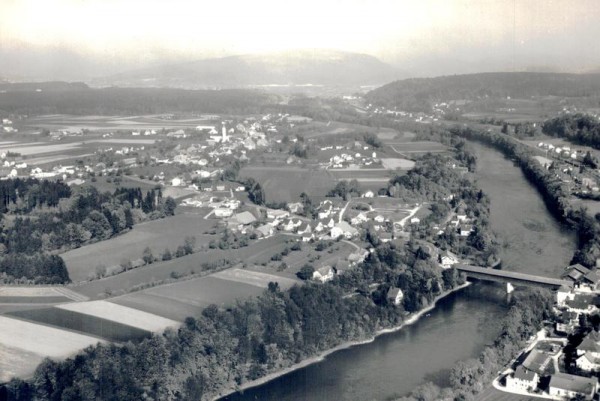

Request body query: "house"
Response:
[267, 209, 290, 220]
[231, 211, 257, 226]
[505, 366, 539, 392]
[386, 287, 404, 305]
[548, 373, 598, 400]
[287, 202, 303, 214]
[459, 225, 473, 237]
[301, 232, 314, 242]
[576, 331, 600, 372]
[312, 265, 335, 283]
[214, 208, 233, 218]
[374, 215, 385, 223]
[566, 294, 600, 315]
[556, 311, 578, 334]
[351, 212, 369, 225]
[563, 264, 600, 291]
[522, 349, 552, 375]
[171, 177, 184, 186]
[254, 224, 274, 238]
[439, 250, 459, 269]
[362, 190, 375, 198]
[281, 218, 302, 232]
[331, 221, 359, 239]
[297, 222, 312, 235]
[556, 285, 575, 306]
[410, 217, 420, 225]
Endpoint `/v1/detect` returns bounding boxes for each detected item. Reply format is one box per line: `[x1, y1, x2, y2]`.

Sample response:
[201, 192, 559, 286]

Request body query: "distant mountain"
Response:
[0, 81, 89, 92]
[366, 72, 600, 111]
[93, 50, 402, 89]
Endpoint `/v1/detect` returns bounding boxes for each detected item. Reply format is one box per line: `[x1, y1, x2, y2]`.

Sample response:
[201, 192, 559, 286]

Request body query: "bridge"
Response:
[455, 264, 572, 293]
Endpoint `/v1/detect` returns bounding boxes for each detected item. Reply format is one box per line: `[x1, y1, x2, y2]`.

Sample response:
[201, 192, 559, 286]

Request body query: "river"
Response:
[220, 142, 577, 401]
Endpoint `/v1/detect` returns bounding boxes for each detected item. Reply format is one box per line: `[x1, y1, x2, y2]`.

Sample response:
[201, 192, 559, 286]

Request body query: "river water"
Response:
[220, 142, 577, 401]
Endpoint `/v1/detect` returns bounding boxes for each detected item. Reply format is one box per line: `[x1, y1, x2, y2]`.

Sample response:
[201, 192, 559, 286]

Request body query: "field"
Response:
[72, 234, 292, 298]
[24, 114, 219, 131]
[116, 267, 299, 313]
[380, 158, 415, 169]
[240, 165, 337, 203]
[329, 169, 393, 182]
[61, 213, 218, 282]
[571, 197, 600, 216]
[57, 300, 179, 332]
[386, 141, 448, 155]
[8, 307, 152, 342]
[0, 315, 103, 381]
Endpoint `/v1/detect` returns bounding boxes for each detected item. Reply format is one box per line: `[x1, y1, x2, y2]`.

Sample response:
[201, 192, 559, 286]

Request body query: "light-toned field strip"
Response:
[381, 158, 416, 169]
[0, 287, 63, 296]
[212, 268, 300, 288]
[0, 315, 103, 358]
[57, 300, 180, 332]
[0, 286, 89, 301]
[88, 139, 156, 144]
[0, 343, 45, 382]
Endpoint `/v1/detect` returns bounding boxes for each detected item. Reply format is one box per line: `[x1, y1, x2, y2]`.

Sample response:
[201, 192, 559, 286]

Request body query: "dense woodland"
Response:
[0, 181, 176, 284]
[543, 113, 600, 149]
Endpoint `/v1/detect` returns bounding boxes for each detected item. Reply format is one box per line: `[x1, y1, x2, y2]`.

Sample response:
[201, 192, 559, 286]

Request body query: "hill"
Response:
[365, 72, 600, 111]
[93, 50, 401, 89]
[0, 85, 278, 115]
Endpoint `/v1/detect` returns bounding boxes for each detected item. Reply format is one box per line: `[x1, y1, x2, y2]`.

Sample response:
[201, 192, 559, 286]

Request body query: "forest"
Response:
[0, 181, 176, 284]
[542, 113, 600, 149]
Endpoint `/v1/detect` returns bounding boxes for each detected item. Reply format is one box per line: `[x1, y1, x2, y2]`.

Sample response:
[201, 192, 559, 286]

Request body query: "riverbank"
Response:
[212, 281, 472, 401]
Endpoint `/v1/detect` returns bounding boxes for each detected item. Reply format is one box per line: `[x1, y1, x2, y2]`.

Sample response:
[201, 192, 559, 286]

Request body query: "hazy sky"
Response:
[1, 0, 600, 79]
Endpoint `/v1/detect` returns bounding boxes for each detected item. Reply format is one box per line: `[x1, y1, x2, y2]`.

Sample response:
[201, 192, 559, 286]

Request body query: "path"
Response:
[339, 200, 350, 223]
[397, 203, 422, 227]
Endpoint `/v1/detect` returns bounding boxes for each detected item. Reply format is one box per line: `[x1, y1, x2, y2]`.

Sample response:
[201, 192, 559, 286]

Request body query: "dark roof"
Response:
[387, 287, 403, 299]
[549, 373, 598, 395]
[577, 331, 600, 353]
[522, 350, 552, 374]
[514, 366, 537, 382]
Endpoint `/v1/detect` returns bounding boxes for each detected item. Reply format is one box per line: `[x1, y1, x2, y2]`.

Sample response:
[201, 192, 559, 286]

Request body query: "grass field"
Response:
[387, 141, 448, 153]
[330, 169, 393, 182]
[62, 213, 218, 282]
[108, 262, 301, 319]
[0, 315, 103, 363]
[240, 165, 336, 203]
[0, 343, 46, 382]
[381, 158, 415, 170]
[8, 307, 152, 342]
[57, 300, 179, 332]
[24, 114, 218, 131]
[72, 234, 292, 298]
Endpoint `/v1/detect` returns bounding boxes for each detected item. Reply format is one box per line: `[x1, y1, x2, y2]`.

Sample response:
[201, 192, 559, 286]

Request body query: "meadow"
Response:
[61, 213, 218, 282]
[72, 234, 292, 298]
[240, 165, 336, 203]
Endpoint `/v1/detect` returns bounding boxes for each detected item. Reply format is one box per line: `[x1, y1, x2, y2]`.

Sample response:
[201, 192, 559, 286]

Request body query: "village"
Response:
[493, 262, 600, 400]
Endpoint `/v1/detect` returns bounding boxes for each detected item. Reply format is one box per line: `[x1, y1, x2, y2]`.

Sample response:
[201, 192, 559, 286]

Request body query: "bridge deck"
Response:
[456, 264, 572, 288]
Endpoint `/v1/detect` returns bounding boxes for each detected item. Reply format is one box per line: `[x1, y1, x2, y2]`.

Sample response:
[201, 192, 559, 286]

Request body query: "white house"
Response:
[576, 331, 600, 372]
[440, 251, 459, 269]
[171, 177, 183, 187]
[362, 190, 375, 198]
[556, 285, 575, 306]
[313, 265, 335, 283]
[505, 366, 539, 392]
[331, 222, 359, 239]
[214, 208, 233, 218]
[351, 212, 369, 225]
[387, 288, 404, 305]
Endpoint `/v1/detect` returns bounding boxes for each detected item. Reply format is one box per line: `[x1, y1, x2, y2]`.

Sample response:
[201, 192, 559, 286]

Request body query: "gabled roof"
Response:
[387, 287, 403, 299]
[549, 372, 598, 394]
[577, 331, 600, 353]
[316, 265, 333, 275]
[232, 211, 257, 225]
[513, 365, 537, 382]
[522, 349, 551, 374]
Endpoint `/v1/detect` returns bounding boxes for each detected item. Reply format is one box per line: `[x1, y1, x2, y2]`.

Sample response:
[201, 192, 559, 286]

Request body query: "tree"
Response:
[183, 236, 196, 255]
[162, 248, 172, 261]
[142, 247, 154, 265]
[296, 264, 315, 280]
[162, 197, 177, 216]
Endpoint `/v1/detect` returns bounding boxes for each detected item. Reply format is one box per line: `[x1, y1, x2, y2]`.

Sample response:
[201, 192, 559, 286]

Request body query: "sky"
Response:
[1, 0, 600, 79]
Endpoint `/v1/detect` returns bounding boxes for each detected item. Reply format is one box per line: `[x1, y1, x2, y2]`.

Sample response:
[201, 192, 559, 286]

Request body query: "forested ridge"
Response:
[366, 72, 600, 111]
